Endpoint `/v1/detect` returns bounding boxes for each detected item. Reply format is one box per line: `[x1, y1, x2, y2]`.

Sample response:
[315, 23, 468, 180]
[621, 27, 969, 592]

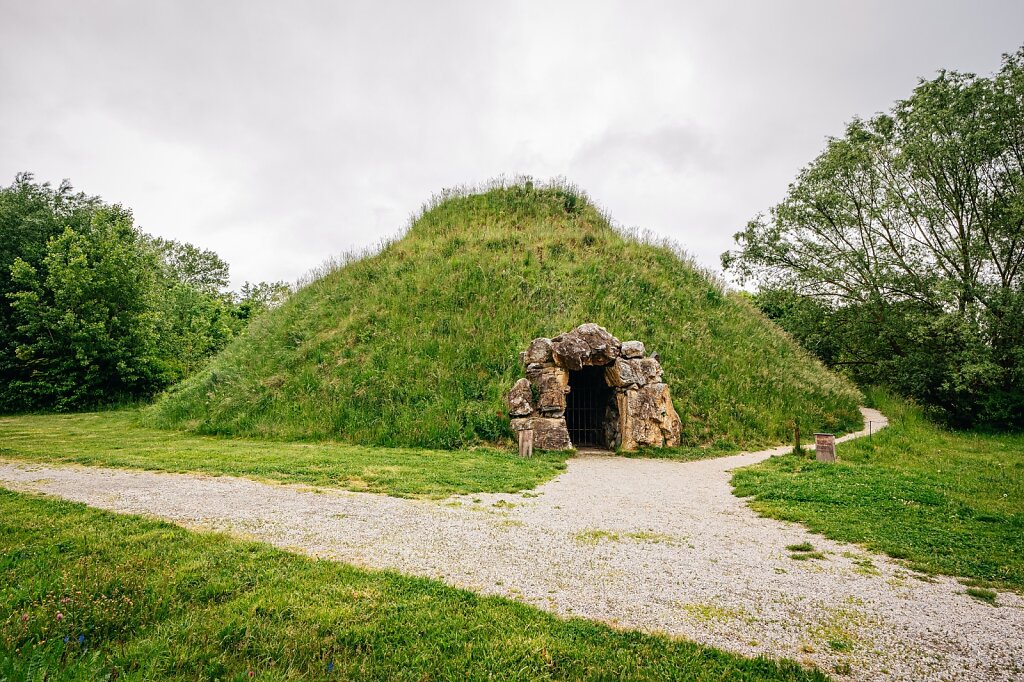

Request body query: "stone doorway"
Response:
[565, 366, 612, 447]
[504, 323, 683, 451]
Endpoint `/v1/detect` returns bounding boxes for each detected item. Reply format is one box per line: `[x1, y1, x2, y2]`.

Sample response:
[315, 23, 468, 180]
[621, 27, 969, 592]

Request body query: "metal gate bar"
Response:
[566, 367, 608, 447]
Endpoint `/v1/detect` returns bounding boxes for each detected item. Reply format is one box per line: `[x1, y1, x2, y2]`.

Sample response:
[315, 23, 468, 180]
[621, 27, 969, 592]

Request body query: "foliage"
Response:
[724, 48, 1024, 427]
[0, 491, 827, 682]
[0, 410, 568, 498]
[0, 174, 291, 412]
[0, 174, 99, 410]
[149, 236, 230, 295]
[151, 179, 862, 449]
[7, 205, 167, 410]
[233, 280, 292, 323]
[732, 389, 1024, 590]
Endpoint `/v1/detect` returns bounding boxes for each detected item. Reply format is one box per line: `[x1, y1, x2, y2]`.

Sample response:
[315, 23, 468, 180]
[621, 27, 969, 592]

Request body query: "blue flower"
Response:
[77, 634, 85, 644]
[63, 636, 69, 644]
[327, 662, 334, 672]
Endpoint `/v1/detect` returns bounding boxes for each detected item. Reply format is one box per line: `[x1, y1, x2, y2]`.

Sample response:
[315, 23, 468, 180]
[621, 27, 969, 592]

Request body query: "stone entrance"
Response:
[565, 366, 612, 447]
[505, 323, 683, 451]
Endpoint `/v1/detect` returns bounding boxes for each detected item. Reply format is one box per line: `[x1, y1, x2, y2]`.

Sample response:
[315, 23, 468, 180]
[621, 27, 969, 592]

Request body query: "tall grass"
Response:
[149, 182, 862, 448]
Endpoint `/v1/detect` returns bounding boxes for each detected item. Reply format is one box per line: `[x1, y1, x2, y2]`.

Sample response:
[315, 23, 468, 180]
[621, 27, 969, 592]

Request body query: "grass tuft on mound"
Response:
[150, 180, 861, 449]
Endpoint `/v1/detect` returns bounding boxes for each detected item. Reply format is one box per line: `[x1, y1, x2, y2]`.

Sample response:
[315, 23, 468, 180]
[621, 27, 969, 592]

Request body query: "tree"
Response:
[0, 174, 105, 410]
[233, 280, 291, 322]
[0, 173, 290, 412]
[6, 206, 167, 410]
[724, 48, 1024, 427]
[149, 237, 230, 295]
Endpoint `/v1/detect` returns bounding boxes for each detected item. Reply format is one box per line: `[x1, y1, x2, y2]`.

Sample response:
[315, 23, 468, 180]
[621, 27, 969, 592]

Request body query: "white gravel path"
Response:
[1, 407, 1022, 681]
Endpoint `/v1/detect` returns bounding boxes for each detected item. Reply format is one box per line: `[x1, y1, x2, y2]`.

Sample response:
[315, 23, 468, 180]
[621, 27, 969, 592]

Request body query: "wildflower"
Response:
[77, 634, 85, 644]
[248, 671, 255, 678]
[63, 636, 69, 644]
[20, 614, 28, 622]
[327, 662, 334, 672]
[56, 612, 64, 621]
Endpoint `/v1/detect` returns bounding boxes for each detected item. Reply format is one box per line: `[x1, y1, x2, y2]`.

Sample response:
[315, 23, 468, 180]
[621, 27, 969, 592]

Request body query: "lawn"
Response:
[0, 410, 568, 498]
[0, 489, 827, 682]
[731, 390, 1024, 591]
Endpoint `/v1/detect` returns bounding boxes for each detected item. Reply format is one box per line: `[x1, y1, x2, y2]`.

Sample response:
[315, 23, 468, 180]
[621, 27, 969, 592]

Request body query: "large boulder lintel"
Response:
[604, 357, 663, 388]
[605, 357, 640, 387]
[550, 323, 621, 371]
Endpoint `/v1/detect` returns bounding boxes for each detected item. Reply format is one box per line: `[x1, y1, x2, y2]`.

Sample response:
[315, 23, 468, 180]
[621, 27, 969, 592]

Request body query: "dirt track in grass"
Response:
[2, 407, 1023, 681]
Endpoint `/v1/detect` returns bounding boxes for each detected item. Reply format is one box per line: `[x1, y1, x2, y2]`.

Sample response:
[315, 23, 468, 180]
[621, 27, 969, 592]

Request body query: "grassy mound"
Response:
[150, 181, 862, 448]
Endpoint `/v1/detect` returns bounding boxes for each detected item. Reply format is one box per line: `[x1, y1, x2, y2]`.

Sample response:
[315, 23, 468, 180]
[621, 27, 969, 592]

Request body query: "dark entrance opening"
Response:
[565, 366, 612, 447]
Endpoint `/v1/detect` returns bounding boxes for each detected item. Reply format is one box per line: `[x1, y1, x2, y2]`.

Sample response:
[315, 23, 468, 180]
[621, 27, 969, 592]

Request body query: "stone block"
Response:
[527, 365, 569, 416]
[636, 358, 664, 385]
[504, 378, 534, 417]
[616, 383, 681, 450]
[531, 417, 572, 450]
[520, 337, 553, 366]
[604, 358, 640, 387]
[621, 340, 645, 358]
[551, 323, 620, 370]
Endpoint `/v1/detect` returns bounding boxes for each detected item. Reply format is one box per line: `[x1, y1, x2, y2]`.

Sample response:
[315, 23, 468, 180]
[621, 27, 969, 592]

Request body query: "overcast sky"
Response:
[3, 1, 1023, 289]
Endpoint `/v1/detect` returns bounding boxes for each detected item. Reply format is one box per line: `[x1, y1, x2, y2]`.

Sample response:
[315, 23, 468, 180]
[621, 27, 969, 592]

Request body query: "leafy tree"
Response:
[6, 207, 166, 410]
[0, 174, 105, 410]
[725, 48, 1024, 427]
[0, 173, 290, 412]
[149, 237, 230, 295]
[233, 280, 291, 322]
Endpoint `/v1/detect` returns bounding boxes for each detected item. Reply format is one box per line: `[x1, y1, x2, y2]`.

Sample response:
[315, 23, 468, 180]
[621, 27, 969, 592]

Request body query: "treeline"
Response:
[724, 48, 1024, 428]
[0, 173, 289, 412]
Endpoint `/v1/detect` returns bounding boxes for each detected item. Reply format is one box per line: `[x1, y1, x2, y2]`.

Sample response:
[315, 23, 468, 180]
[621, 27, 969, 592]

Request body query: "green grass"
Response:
[732, 389, 1024, 590]
[789, 552, 826, 562]
[0, 411, 568, 498]
[0, 490, 829, 681]
[965, 587, 999, 605]
[573, 529, 621, 545]
[150, 180, 862, 449]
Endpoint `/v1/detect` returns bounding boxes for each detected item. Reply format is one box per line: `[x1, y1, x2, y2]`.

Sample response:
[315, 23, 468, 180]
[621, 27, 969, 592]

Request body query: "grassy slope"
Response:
[732, 390, 1024, 591]
[0, 490, 828, 682]
[150, 183, 861, 449]
[0, 411, 567, 498]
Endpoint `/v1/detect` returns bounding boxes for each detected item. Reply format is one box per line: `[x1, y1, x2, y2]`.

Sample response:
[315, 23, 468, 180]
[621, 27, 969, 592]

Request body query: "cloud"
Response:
[573, 124, 715, 174]
[2, 0, 1022, 288]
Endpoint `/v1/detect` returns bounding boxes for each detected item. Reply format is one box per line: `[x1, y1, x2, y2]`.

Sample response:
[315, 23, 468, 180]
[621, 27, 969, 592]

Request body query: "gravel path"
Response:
[2, 407, 1022, 681]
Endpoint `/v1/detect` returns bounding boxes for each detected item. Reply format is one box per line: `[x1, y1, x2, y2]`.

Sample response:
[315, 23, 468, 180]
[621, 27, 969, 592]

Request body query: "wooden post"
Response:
[518, 428, 534, 458]
[794, 423, 801, 454]
[814, 433, 836, 463]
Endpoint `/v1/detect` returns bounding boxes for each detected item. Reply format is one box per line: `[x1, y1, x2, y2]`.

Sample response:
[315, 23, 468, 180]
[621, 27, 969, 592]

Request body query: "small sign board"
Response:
[518, 428, 534, 459]
[814, 433, 836, 463]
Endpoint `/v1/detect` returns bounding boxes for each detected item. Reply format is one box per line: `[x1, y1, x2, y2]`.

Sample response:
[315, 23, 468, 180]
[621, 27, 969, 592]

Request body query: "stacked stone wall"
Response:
[505, 323, 682, 451]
